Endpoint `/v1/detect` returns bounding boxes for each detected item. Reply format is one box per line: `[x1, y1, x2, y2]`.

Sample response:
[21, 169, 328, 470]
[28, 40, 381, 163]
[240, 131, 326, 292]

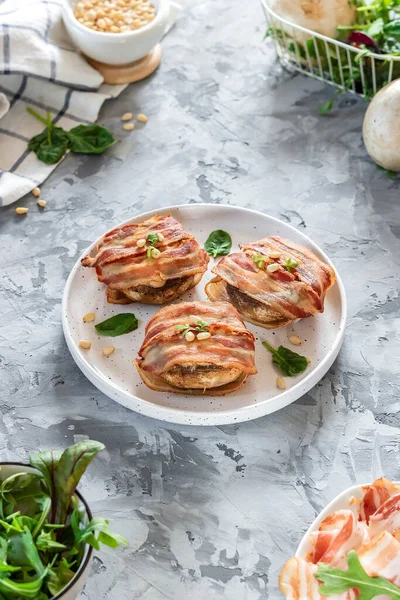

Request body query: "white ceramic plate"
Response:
[62, 204, 347, 426]
[295, 481, 400, 559]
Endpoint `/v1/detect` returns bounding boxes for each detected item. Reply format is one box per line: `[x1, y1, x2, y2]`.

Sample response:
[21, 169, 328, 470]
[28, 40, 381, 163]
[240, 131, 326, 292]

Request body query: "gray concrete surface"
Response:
[1, 0, 400, 598]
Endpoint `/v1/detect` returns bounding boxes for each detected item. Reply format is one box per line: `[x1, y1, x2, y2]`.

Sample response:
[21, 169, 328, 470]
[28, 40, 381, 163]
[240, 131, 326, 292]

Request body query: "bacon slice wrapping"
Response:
[81, 214, 209, 297]
[206, 236, 336, 328]
[360, 478, 400, 523]
[369, 493, 400, 539]
[134, 301, 257, 395]
[279, 557, 356, 600]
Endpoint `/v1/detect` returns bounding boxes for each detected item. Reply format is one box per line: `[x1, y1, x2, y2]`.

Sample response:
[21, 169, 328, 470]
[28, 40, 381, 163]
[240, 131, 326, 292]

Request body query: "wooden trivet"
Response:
[84, 44, 162, 85]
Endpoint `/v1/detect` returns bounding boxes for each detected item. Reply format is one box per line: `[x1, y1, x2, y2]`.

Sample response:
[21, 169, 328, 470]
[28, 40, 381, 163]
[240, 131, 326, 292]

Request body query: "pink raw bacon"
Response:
[279, 557, 356, 600]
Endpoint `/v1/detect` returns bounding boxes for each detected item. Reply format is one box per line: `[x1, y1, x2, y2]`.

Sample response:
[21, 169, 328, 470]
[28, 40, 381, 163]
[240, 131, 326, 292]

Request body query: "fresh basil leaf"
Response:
[262, 341, 308, 377]
[66, 124, 115, 155]
[204, 230, 232, 258]
[28, 128, 69, 165]
[95, 313, 138, 337]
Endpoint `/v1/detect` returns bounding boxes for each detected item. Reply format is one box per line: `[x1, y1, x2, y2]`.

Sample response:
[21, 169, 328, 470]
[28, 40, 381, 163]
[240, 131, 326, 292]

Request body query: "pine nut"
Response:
[185, 331, 195, 342]
[102, 346, 115, 356]
[276, 376, 286, 390]
[137, 113, 148, 122]
[123, 123, 135, 131]
[197, 332, 211, 341]
[32, 187, 41, 197]
[79, 340, 91, 349]
[37, 200, 46, 208]
[136, 238, 146, 247]
[16, 207, 29, 215]
[267, 263, 280, 273]
[288, 335, 302, 346]
[121, 112, 133, 121]
[83, 312, 96, 323]
[74, 0, 156, 32]
[269, 251, 281, 259]
[157, 233, 164, 242]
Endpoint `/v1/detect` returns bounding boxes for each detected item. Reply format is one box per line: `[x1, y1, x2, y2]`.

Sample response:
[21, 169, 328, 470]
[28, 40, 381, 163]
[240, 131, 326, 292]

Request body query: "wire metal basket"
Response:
[261, 0, 400, 99]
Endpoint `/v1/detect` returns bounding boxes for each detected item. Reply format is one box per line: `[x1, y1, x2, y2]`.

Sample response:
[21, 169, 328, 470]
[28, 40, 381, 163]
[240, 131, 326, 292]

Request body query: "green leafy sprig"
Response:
[262, 341, 308, 376]
[175, 320, 209, 337]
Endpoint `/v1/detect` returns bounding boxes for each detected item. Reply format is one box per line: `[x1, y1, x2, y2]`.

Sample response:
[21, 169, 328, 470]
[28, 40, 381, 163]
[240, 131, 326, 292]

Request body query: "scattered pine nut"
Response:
[123, 123, 135, 131]
[103, 346, 115, 356]
[185, 331, 195, 342]
[269, 251, 281, 259]
[16, 207, 29, 215]
[79, 340, 91, 349]
[276, 376, 286, 390]
[197, 331, 211, 341]
[137, 113, 148, 123]
[288, 335, 302, 346]
[83, 312, 96, 323]
[267, 263, 280, 273]
[37, 200, 46, 208]
[121, 112, 133, 121]
[157, 233, 164, 242]
[32, 187, 41, 197]
[136, 238, 146, 247]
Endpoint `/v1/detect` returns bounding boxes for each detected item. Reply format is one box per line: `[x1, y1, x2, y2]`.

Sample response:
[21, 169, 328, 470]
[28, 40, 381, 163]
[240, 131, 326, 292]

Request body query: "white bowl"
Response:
[0, 463, 93, 600]
[62, 0, 172, 65]
[295, 481, 400, 559]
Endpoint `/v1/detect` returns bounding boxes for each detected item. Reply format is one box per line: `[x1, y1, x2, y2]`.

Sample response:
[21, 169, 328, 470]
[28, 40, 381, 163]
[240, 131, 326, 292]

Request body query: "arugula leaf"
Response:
[0, 571, 48, 599]
[316, 550, 400, 599]
[47, 560, 75, 597]
[262, 341, 308, 376]
[36, 530, 67, 552]
[95, 313, 138, 337]
[204, 230, 232, 258]
[66, 124, 115, 155]
[71, 509, 128, 550]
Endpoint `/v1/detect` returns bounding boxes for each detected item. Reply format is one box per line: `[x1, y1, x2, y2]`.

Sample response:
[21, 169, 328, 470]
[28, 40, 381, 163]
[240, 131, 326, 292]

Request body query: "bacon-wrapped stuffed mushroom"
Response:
[134, 301, 257, 395]
[205, 236, 336, 329]
[82, 215, 209, 305]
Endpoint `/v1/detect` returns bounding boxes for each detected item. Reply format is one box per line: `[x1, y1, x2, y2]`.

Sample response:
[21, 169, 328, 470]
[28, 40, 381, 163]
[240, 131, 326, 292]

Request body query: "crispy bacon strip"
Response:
[310, 510, 368, 568]
[81, 214, 209, 290]
[359, 478, 400, 523]
[135, 301, 257, 395]
[207, 236, 336, 327]
[369, 493, 400, 539]
[279, 557, 356, 600]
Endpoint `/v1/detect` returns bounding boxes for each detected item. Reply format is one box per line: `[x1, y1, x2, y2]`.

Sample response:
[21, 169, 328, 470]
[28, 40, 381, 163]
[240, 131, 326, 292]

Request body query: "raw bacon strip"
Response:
[358, 531, 400, 586]
[311, 510, 368, 568]
[359, 478, 400, 523]
[207, 236, 335, 327]
[369, 493, 400, 539]
[81, 214, 209, 290]
[279, 557, 356, 600]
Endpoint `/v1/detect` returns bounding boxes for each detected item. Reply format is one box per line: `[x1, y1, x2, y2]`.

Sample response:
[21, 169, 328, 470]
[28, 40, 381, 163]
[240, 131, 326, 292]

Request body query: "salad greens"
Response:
[0, 440, 127, 599]
[95, 313, 138, 337]
[316, 550, 400, 599]
[27, 108, 115, 165]
[262, 341, 308, 376]
[204, 230, 232, 258]
[267, 0, 400, 108]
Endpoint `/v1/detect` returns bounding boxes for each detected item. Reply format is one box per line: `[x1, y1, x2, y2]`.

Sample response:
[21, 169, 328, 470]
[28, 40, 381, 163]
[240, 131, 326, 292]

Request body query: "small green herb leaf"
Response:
[262, 341, 308, 376]
[204, 230, 232, 258]
[319, 99, 334, 115]
[66, 124, 115, 154]
[95, 313, 138, 337]
[175, 324, 190, 332]
[28, 128, 69, 165]
[196, 320, 209, 332]
[146, 233, 159, 246]
[284, 258, 298, 272]
[253, 253, 267, 269]
[316, 550, 400, 599]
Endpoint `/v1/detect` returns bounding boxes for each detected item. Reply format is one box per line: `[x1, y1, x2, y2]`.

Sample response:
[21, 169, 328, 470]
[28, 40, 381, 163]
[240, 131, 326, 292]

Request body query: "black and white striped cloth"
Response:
[0, 0, 180, 206]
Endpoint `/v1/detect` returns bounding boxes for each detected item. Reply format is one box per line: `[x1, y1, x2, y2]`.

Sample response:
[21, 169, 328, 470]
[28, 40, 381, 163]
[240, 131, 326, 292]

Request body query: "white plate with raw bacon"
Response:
[280, 478, 400, 600]
[62, 204, 346, 425]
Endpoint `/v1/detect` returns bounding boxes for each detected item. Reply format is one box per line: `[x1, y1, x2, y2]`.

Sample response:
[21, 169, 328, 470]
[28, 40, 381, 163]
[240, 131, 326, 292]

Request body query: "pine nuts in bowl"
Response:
[62, 0, 173, 65]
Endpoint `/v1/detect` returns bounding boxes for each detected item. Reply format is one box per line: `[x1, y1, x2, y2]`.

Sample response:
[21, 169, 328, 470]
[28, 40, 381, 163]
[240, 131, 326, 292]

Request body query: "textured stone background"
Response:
[1, 0, 400, 598]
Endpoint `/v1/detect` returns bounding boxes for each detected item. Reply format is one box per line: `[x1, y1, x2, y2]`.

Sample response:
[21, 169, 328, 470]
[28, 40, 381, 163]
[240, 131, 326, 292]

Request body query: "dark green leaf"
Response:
[0, 570, 48, 599]
[66, 124, 115, 155]
[316, 550, 400, 599]
[146, 233, 159, 246]
[383, 19, 400, 37]
[262, 341, 308, 377]
[47, 561, 75, 597]
[28, 128, 69, 165]
[204, 230, 232, 258]
[319, 100, 334, 115]
[95, 313, 138, 337]
[79, 517, 128, 549]
[7, 527, 44, 575]
[29, 450, 62, 495]
[36, 530, 67, 552]
[368, 17, 384, 37]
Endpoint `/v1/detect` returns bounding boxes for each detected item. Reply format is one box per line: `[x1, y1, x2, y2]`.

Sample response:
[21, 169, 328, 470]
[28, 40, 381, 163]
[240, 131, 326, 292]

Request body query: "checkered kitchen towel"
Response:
[0, 0, 180, 207]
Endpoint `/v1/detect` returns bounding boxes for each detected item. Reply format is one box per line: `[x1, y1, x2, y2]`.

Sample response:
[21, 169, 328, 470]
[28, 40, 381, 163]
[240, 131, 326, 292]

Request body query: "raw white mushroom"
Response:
[269, 0, 355, 41]
[363, 80, 400, 172]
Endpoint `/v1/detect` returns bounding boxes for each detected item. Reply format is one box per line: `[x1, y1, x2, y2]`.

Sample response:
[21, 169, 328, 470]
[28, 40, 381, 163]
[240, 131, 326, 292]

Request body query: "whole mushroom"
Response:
[363, 79, 400, 172]
[269, 0, 355, 41]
